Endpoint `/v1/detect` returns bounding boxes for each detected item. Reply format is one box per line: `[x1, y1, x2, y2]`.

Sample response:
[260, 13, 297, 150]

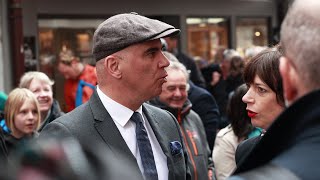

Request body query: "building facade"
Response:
[1, 0, 287, 109]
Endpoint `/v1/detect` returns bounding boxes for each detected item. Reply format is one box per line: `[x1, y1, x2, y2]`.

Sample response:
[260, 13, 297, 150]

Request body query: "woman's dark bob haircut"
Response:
[243, 45, 285, 106]
[228, 84, 252, 140]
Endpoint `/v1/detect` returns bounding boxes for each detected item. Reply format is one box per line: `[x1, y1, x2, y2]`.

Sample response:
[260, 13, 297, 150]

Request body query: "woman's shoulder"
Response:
[217, 125, 234, 137]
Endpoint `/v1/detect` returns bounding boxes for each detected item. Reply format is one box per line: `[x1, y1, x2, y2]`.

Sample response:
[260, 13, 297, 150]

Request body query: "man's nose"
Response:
[173, 89, 182, 96]
[160, 52, 170, 68]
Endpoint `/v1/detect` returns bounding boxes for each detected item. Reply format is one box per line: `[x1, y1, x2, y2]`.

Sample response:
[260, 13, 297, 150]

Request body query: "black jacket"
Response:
[4, 132, 38, 156]
[149, 98, 214, 180]
[201, 64, 229, 124]
[0, 129, 7, 164]
[231, 90, 320, 179]
[38, 99, 64, 132]
[235, 135, 262, 166]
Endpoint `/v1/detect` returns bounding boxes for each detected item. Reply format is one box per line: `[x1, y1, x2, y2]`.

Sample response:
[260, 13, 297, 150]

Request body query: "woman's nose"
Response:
[242, 88, 254, 104]
[38, 90, 47, 97]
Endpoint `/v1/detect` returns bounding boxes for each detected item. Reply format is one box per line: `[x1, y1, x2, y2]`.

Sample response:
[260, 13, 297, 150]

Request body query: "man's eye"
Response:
[180, 87, 186, 91]
[148, 51, 157, 58]
[167, 87, 176, 91]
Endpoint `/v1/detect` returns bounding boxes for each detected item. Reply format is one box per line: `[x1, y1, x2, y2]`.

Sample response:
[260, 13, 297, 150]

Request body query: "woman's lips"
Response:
[247, 110, 257, 118]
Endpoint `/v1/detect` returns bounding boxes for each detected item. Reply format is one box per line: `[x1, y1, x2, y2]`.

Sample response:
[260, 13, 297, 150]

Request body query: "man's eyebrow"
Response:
[144, 47, 160, 55]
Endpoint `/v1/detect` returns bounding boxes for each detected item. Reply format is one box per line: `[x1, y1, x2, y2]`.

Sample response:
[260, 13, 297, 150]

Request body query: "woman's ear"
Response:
[104, 56, 122, 79]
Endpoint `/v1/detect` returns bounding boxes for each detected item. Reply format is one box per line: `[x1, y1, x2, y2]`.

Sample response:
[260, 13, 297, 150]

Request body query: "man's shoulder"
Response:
[143, 103, 171, 116]
[188, 110, 201, 121]
[143, 103, 180, 132]
[53, 103, 92, 125]
[228, 163, 300, 180]
[189, 83, 211, 97]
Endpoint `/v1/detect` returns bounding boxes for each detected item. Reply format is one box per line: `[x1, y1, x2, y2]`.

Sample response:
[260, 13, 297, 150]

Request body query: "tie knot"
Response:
[131, 112, 143, 124]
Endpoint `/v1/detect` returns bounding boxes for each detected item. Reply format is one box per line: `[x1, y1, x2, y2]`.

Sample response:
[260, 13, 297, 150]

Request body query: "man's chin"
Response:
[169, 104, 183, 109]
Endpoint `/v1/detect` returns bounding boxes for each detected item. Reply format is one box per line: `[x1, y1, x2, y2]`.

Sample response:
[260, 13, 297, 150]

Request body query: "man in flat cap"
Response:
[40, 13, 190, 180]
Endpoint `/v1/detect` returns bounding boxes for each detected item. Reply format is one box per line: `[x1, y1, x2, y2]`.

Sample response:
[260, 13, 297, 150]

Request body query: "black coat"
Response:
[0, 129, 7, 164]
[235, 135, 262, 166]
[201, 64, 228, 123]
[231, 90, 320, 179]
[38, 99, 64, 132]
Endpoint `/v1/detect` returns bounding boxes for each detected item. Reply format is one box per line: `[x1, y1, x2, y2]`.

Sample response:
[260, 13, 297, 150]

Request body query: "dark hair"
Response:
[243, 45, 285, 106]
[228, 84, 252, 140]
[229, 56, 245, 77]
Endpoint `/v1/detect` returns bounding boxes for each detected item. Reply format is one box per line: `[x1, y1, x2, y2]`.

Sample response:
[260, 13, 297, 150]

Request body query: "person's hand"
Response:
[210, 71, 221, 86]
[208, 169, 213, 180]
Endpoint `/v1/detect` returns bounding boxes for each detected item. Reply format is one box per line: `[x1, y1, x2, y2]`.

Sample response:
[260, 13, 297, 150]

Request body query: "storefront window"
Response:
[236, 17, 269, 56]
[187, 17, 229, 63]
[186, 17, 229, 64]
[38, 19, 104, 110]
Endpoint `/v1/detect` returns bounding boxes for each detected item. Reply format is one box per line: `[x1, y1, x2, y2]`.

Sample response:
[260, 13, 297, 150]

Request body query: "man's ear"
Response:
[104, 56, 122, 79]
[279, 56, 299, 104]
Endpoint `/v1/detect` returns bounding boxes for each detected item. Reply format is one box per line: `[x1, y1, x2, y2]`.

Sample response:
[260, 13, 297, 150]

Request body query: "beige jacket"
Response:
[212, 125, 243, 180]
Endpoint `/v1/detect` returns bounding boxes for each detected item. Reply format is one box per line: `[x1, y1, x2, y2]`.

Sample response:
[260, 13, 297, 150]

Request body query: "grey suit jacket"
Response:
[40, 90, 190, 180]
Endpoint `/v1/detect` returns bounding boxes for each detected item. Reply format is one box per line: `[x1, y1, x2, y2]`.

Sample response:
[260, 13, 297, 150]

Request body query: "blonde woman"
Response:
[19, 71, 64, 131]
[4, 88, 40, 154]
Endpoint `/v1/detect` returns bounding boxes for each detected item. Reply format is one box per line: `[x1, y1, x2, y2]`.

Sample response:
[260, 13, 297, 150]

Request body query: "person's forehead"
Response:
[30, 79, 50, 87]
[131, 39, 161, 49]
[166, 71, 187, 83]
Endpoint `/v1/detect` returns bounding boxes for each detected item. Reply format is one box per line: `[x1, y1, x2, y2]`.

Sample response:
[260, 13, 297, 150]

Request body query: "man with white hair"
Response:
[229, 0, 320, 179]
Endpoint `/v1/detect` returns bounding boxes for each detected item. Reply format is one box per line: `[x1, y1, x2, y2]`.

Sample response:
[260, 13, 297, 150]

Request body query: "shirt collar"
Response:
[96, 86, 143, 127]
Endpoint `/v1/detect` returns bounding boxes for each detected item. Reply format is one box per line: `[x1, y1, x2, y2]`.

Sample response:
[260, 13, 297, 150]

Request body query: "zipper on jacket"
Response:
[181, 127, 198, 180]
[187, 130, 198, 156]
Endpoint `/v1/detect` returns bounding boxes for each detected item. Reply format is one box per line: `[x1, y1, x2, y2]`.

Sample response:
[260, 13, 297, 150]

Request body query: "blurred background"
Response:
[0, 0, 291, 110]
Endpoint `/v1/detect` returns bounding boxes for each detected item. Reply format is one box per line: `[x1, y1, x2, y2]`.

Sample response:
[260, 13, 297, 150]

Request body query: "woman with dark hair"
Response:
[235, 45, 285, 167]
[212, 84, 261, 180]
[242, 45, 285, 130]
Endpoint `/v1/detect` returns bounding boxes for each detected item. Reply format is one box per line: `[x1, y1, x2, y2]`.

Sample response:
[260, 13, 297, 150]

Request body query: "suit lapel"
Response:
[89, 90, 138, 164]
[142, 104, 172, 160]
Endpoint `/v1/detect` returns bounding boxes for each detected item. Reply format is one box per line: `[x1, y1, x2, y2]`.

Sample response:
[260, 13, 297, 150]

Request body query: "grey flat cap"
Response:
[92, 12, 180, 61]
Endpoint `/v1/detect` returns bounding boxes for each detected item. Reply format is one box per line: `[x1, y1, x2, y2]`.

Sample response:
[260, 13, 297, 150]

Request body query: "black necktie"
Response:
[131, 112, 158, 180]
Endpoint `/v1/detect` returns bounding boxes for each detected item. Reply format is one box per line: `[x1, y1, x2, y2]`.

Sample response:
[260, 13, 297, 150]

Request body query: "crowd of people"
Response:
[0, 0, 320, 179]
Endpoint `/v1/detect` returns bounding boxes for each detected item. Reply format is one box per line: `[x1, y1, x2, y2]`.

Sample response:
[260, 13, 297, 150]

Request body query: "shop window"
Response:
[186, 17, 229, 64]
[236, 17, 270, 56]
[38, 19, 104, 111]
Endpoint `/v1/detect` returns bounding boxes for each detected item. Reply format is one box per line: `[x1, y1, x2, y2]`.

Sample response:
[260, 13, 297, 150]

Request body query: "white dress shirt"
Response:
[97, 86, 168, 180]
